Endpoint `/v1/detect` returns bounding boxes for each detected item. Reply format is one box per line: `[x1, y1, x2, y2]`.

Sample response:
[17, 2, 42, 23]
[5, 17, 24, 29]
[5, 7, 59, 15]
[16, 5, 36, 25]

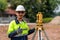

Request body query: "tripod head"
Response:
[36, 12, 43, 30]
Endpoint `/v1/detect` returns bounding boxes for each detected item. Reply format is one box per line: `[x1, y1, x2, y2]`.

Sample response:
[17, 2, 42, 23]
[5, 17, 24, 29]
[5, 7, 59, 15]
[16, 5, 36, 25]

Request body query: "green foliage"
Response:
[57, 12, 60, 16]
[56, 0, 60, 4]
[9, 0, 29, 9]
[9, 0, 57, 22]
[0, 0, 7, 11]
[43, 17, 53, 23]
[41, 0, 57, 17]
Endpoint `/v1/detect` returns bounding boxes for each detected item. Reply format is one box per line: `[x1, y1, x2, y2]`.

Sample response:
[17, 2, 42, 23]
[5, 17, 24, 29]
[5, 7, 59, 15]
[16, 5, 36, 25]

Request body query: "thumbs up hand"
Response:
[17, 27, 22, 34]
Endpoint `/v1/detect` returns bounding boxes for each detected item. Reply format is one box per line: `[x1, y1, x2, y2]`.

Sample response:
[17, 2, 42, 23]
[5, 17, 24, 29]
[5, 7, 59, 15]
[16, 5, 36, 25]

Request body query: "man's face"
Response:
[16, 11, 25, 19]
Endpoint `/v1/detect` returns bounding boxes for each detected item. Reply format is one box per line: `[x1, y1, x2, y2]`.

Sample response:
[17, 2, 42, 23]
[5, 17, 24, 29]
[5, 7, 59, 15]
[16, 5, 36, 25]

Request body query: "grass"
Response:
[43, 17, 53, 23]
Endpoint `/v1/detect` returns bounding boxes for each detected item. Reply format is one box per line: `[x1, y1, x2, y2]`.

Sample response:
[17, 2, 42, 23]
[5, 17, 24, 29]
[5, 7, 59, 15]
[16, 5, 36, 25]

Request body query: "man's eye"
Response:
[17, 11, 25, 14]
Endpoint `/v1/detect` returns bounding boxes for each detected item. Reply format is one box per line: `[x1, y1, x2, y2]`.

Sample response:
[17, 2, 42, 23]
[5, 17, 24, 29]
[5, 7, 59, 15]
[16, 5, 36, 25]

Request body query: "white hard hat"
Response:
[16, 5, 25, 11]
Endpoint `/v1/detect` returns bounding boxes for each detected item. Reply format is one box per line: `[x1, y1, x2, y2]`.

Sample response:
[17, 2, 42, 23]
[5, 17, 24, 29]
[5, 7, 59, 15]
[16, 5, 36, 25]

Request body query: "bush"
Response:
[43, 17, 53, 23]
[0, 0, 7, 11]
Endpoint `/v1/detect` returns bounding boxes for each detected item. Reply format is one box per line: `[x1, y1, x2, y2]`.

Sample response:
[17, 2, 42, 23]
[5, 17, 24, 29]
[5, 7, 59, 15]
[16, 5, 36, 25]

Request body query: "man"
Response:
[7, 5, 36, 40]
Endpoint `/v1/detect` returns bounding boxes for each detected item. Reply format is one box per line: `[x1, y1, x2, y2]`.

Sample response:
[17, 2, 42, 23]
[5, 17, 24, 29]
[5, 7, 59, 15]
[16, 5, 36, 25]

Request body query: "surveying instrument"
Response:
[32, 12, 49, 40]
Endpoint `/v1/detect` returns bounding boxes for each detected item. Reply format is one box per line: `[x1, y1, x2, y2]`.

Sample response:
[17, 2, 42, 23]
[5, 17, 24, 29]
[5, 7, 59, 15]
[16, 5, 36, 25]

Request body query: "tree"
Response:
[56, 0, 60, 4]
[0, 0, 7, 12]
[39, 0, 57, 17]
[0, 0, 8, 17]
[9, 0, 58, 22]
[57, 12, 60, 16]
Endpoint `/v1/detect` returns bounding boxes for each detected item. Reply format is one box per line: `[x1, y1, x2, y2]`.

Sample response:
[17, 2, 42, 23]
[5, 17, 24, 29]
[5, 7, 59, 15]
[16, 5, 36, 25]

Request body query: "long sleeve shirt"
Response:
[7, 19, 35, 40]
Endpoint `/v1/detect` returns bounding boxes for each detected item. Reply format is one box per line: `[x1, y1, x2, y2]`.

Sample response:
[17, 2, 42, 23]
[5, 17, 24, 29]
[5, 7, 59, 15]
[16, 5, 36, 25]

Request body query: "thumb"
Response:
[18, 27, 20, 29]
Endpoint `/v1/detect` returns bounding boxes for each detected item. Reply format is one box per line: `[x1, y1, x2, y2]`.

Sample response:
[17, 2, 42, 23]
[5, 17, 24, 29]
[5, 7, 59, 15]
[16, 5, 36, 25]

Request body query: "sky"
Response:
[54, 4, 60, 13]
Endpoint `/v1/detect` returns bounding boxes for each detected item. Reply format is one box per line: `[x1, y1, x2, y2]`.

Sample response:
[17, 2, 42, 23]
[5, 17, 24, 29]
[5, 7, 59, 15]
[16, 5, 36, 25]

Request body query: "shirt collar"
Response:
[15, 17, 19, 24]
[15, 17, 25, 24]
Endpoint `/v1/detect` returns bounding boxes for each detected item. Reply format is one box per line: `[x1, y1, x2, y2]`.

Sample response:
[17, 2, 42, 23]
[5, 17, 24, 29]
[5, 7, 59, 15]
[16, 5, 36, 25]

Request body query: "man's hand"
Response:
[16, 27, 22, 34]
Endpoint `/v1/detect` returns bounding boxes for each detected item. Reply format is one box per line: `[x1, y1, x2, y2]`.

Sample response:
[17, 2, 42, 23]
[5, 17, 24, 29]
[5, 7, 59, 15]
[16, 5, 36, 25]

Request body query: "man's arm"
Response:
[8, 31, 17, 38]
[28, 28, 35, 35]
[8, 27, 22, 38]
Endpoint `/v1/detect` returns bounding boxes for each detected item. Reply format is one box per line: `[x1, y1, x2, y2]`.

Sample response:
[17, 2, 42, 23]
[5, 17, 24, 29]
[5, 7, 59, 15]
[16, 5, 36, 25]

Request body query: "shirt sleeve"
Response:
[7, 21, 14, 34]
[7, 21, 17, 38]
[28, 28, 35, 35]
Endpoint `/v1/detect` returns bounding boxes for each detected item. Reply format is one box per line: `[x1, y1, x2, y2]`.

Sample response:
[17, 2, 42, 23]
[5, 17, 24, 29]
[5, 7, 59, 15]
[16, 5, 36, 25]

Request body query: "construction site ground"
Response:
[0, 23, 60, 40]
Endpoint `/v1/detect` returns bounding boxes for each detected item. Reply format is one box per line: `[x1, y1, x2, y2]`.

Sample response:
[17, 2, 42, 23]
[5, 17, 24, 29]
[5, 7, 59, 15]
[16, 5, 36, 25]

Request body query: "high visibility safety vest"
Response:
[7, 20, 29, 37]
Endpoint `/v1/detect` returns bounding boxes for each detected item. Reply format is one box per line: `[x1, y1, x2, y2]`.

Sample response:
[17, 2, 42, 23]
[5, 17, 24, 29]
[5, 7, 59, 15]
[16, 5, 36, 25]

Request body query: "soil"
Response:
[49, 16, 60, 25]
[0, 23, 60, 40]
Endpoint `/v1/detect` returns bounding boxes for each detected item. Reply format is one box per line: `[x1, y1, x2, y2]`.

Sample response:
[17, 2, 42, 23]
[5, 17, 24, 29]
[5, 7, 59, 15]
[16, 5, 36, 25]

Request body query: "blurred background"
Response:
[0, 0, 60, 40]
[0, 0, 60, 23]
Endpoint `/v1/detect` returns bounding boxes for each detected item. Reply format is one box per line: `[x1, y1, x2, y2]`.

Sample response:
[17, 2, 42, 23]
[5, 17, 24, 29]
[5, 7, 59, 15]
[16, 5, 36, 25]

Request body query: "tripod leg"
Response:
[42, 28, 49, 40]
[38, 30, 42, 40]
[32, 30, 37, 40]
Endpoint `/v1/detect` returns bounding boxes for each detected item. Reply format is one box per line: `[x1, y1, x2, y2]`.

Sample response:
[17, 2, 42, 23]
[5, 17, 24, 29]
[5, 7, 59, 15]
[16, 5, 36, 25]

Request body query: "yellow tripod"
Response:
[32, 12, 49, 40]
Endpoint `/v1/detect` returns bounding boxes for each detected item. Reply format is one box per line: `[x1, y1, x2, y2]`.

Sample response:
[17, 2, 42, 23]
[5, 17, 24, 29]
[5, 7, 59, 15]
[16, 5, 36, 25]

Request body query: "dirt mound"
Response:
[49, 16, 60, 25]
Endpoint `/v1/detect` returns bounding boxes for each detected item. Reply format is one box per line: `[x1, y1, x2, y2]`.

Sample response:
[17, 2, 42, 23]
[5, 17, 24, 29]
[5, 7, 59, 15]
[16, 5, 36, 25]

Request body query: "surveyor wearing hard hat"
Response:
[7, 5, 35, 40]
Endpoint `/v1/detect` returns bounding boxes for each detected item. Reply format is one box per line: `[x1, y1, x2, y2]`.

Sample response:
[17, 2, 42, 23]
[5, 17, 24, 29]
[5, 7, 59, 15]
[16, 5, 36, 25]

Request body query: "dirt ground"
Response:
[0, 23, 60, 40]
